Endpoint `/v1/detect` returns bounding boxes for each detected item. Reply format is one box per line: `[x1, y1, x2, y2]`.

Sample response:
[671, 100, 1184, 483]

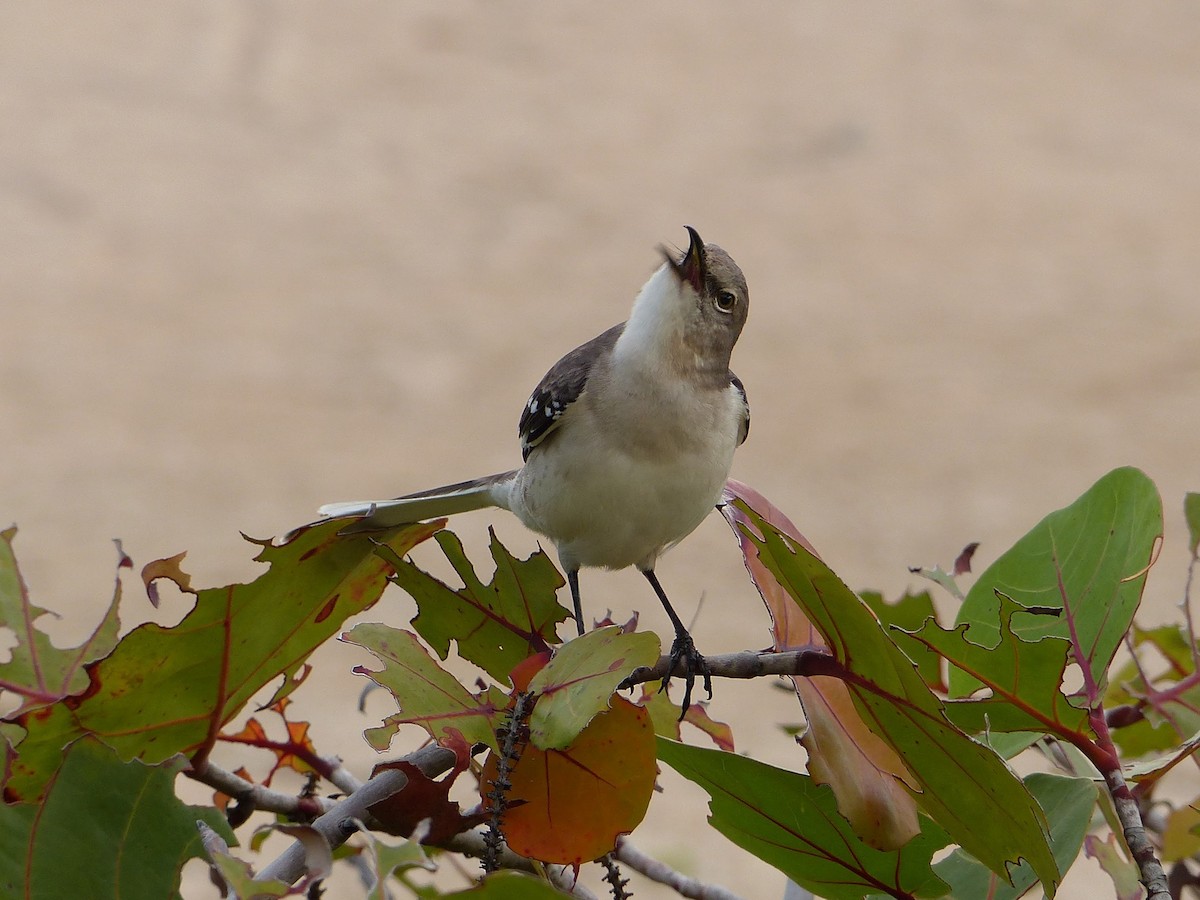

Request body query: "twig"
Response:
[622, 649, 835, 690]
[615, 838, 745, 900]
[257, 745, 455, 885]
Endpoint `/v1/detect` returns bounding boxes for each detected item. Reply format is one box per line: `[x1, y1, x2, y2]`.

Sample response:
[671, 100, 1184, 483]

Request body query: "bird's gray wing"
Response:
[730, 370, 750, 445]
[519, 322, 625, 460]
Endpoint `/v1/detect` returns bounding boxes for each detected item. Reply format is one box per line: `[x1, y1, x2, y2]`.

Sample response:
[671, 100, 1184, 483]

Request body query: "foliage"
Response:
[2, 468, 1198, 898]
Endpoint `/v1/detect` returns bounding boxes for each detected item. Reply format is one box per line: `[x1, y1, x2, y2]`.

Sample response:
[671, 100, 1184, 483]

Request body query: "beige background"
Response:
[3, 3, 1198, 898]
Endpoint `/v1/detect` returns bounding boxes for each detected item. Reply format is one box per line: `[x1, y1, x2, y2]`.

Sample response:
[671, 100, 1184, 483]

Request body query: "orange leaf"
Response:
[482, 697, 655, 865]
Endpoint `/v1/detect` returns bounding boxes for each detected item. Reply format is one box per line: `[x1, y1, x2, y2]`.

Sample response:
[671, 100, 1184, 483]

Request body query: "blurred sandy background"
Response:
[3, 3, 1199, 897]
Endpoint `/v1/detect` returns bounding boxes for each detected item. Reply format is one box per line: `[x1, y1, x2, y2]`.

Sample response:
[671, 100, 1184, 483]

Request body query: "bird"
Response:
[316, 227, 750, 713]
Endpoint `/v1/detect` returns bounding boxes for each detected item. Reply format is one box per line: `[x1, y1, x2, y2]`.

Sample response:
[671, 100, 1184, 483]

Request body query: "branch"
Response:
[1084, 708, 1170, 900]
[257, 744, 455, 884]
[203, 745, 594, 897]
[622, 649, 838, 690]
[615, 838, 746, 900]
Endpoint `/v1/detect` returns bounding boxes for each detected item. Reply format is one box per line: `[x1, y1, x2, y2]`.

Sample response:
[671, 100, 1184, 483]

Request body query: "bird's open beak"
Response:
[664, 225, 706, 293]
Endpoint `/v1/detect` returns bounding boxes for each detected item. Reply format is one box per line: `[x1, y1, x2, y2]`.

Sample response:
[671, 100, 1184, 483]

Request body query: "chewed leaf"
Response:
[385, 528, 570, 683]
[951, 467, 1161, 695]
[345, 624, 505, 752]
[483, 697, 656, 865]
[908, 592, 1088, 737]
[0, 527, 123, 715]
[934, 773, 1097, 900]
[657, 738, 951, 899]
[527, 626, 659, 749]
[6, 519, 439, 802]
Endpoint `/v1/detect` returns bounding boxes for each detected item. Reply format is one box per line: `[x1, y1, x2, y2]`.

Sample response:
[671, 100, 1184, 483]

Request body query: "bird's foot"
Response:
[662, 631, 712, 719]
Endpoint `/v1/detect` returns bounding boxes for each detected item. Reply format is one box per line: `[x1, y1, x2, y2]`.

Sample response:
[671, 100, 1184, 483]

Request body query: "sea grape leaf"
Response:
[526, 625, 659, 749]
[721, 480, 921, 851]
[446, 871, 573, 898]
[0, 526, 123, 714]
[1084, 833, 1147, 900]
[0, 736, 233, 900]
[908, 592, 1088, 737]
[205, 850, 291, 900]
[733, 500, 1060, 894]
[950, 467, 1161, 696]
[861, 589, 945, 690]
[481, 697, 656, 865]
[345, 623, 505, 752]
[357, 829, 435, 900]
[933, 773, 1097, 900]
[635, 681, 734, 750]
[657, 738, 951, 899]
[1184, 492, 1200, 556]
[1162, 802, 1200, 863]
[384, 527, 570, 683]
[5, 519, 440, 802]
[367, 758, 488, 844]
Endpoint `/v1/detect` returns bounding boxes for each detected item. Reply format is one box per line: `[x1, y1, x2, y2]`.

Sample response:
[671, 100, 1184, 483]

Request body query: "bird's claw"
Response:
[662, 631, 712, 719]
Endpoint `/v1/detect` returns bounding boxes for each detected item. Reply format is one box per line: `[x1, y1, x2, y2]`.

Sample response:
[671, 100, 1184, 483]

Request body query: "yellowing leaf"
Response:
[527, 626, 659, 749]
[345, 624, 505, 752]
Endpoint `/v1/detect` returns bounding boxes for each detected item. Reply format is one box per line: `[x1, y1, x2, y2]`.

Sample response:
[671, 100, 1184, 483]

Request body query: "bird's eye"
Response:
[714, 290, 737, 313]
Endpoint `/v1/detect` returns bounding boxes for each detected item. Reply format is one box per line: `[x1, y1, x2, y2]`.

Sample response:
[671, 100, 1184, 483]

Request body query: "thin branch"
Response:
[622, 649, 836, 690]
[615, 837, 746, 900]
[187, 757, 331, 821]
[257, 745, 455, 885]
[200, 747, 595, 898]
[1077, 699, 1171, 899]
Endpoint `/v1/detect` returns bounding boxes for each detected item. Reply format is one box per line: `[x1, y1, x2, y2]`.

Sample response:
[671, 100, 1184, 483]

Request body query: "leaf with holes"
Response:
[5, 519, 441, 802]
[734, 500, 1060, 894]
[527, 625, 659, 749]
[0, 527, 123, 715]
[481, 696, 656, 865]
[384, 528, 570, 683]
[908, 592, 1088, 738]
[950, 467, 1161, 696]
[346, 623, 507, 752]
[657, 738, 951, 899]
[934, 773, 1097, 900]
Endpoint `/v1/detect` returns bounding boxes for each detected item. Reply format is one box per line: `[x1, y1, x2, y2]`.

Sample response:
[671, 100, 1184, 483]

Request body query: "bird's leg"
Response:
[641, 569, 712, 716]
[567, 569, 585, 637]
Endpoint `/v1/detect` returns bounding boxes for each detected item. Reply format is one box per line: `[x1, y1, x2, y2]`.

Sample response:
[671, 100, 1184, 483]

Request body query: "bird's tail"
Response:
[317, 471, 519, 533]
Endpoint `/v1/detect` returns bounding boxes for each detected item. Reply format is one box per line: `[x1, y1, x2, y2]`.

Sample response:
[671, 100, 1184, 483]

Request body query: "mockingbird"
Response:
[318, 227, 749, 712]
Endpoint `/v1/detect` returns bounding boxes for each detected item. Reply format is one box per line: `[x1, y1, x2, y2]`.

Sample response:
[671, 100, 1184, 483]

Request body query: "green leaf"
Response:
[657, 738, 951, 899]
[345, 623, 505, 751]
[934, 773, 1097, 899]
[861, 589, 944, 689]
[1084, 833, 1146, 900]
[909, 592, 1088, 737]
[0, 526, 123, 714]
[385, 528, 570, 683]
[0, 737, 233, 899]
[527, 626, 660, 749]
[206, 851, 291, 899]
[356, 830, 435, 900]
[734, 501, 1061, 894]
[1185, 492, 1200, 556]
[445, 870, 573, 898]
[950, 467, 1162, 695]
[5, 519, 440, 801]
